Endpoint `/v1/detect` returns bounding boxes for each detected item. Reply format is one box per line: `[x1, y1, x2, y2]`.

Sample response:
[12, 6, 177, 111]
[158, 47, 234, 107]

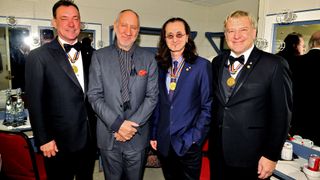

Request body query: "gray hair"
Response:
[309, 31, 320, 49]
[115, 9, 140, 27]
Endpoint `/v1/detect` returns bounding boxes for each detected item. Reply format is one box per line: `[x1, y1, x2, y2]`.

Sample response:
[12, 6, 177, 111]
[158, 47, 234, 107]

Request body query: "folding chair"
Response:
[0, 130, 46, 180]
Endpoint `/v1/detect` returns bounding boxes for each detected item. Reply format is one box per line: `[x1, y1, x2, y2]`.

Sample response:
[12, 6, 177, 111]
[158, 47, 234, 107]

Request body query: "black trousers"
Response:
[44, 143, 96, 180]
[210, 157, 262, 180]
[158, 144, 202, 180]
[209, 143, 270, 180]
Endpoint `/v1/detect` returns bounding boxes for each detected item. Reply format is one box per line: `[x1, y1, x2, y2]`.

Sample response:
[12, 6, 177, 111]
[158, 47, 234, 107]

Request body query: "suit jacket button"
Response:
[120, 105, 123, 108]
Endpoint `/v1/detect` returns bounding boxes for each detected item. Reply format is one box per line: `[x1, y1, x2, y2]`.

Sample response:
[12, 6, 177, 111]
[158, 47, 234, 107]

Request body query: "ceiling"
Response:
[177, 0, 236, 6]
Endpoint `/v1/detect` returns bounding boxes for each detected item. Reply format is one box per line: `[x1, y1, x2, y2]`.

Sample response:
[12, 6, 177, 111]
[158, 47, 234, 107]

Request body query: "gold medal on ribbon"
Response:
[72, 65, 78, 74]
[226, 77, 236, 87]
[169, 82, 176, 90]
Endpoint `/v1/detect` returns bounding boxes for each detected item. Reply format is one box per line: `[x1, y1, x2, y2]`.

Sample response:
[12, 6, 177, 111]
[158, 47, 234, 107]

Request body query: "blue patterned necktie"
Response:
[119, 49, 131, 111]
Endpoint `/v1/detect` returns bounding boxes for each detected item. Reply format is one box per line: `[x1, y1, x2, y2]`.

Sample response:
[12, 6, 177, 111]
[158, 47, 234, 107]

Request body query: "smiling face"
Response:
[52, 5, 81, 44]
[165, 21, 188, 57]
[224, 16, 257, 56]
[114, 10, 139, 51]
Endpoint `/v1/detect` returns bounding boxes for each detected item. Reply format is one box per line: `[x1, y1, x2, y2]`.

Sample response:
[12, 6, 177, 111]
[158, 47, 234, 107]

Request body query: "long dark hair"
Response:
[277, 32, 303, 57]
[156, 17, 197, 70]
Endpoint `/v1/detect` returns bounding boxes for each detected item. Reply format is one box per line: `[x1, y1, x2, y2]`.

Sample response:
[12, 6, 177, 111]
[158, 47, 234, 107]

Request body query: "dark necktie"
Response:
[229, 55, 245, 65]
[64, 42, 81, 53]
[168, 61, 178, 102]
[119, 49, 131, 111]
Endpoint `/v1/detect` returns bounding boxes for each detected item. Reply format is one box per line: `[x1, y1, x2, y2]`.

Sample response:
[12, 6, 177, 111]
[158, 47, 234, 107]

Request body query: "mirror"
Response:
[0, 26, 95, 92]
[0, 15, 102, 92]
[9, 27, 31, 92]
[273, 20, 320, 146]
[0, 26, 31, 92]
[0, 26, 10, 90]
[273, 20, 320, 53]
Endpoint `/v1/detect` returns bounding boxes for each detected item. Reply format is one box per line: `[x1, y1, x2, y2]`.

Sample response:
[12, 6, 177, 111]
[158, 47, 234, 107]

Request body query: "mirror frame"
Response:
[263, 9, 320, 53]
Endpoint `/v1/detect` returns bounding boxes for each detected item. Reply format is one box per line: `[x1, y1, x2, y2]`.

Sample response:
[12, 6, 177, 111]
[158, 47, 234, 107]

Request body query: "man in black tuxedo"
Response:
[209, 10, 292, 180]
[25, 1, 96, 179]
[290, 31, 320, 145]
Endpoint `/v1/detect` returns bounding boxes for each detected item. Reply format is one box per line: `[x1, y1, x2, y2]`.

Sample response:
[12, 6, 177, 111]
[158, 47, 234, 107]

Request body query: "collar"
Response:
[115, 42, 137, 55]
[172, 56, 184, 65]
[58, 37, 78, 45]
[168, 56, 184, 73]
[230, 45, 254, 64]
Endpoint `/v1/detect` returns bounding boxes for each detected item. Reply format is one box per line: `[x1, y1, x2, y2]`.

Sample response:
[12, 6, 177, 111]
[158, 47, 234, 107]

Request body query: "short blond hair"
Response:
[224, 10, 257, 32]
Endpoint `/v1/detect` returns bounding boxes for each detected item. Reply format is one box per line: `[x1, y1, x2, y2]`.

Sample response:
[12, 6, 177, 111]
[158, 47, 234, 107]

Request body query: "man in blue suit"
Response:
[150, 17, 212, 180]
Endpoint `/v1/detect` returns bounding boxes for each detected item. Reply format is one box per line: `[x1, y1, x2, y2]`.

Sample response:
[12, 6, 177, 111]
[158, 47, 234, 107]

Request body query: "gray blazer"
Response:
[87, 45, 158, 151]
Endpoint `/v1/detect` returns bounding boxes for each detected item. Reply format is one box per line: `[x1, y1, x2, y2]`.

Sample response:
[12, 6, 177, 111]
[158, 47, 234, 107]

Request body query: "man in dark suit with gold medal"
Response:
[209, 10, 292, 180]
[25, 1, 96, 179]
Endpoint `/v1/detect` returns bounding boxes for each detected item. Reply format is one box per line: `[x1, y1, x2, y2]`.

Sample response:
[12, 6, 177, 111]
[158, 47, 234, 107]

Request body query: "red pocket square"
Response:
[138, 69, 147, 76]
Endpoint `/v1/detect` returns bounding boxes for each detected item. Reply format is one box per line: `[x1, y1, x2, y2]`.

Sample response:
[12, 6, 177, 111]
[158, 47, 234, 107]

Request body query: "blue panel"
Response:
[272, 170, 296, 180]
[290, 140, 320, 159]
[205, 32, 225, 54]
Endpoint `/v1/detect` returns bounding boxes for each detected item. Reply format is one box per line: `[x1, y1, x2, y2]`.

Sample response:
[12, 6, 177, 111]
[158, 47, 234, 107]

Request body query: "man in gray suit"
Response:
[87, 9, 158, 180]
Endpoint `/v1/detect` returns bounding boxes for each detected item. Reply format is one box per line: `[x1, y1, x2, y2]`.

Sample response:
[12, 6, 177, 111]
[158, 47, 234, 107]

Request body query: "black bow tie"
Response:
[63, 42, 81, 53]
[229, 55, 245, 65]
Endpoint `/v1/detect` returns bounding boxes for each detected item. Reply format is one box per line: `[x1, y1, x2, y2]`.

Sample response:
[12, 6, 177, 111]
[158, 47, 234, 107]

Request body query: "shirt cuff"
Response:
[111, 115, 124, 132]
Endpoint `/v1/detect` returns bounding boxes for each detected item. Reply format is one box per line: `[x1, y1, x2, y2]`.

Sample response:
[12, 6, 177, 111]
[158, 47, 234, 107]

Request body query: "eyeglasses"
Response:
[165, 33, 186, 40]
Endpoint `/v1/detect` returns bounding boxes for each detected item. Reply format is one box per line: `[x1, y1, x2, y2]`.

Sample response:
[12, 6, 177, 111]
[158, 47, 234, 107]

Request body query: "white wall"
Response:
[0, 0, 259, 59]
[201, 0, 259, 59]
[262, 0, 320, 14]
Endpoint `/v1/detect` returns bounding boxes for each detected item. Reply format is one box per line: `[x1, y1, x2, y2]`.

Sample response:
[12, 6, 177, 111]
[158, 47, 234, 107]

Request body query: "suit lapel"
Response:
[49, 39, 82, 91]
[229, 47, 261, 99]
[159, 68, 170, 102]
[217, 53, 230, 103]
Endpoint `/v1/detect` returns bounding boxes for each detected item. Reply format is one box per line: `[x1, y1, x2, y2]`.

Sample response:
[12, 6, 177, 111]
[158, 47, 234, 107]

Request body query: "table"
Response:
[273, 158, 308, 180]
[273, 141, 320, 180]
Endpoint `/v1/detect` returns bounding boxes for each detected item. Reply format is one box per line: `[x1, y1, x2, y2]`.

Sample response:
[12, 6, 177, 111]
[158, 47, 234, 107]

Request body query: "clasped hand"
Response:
[115, 120, 139, 142]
